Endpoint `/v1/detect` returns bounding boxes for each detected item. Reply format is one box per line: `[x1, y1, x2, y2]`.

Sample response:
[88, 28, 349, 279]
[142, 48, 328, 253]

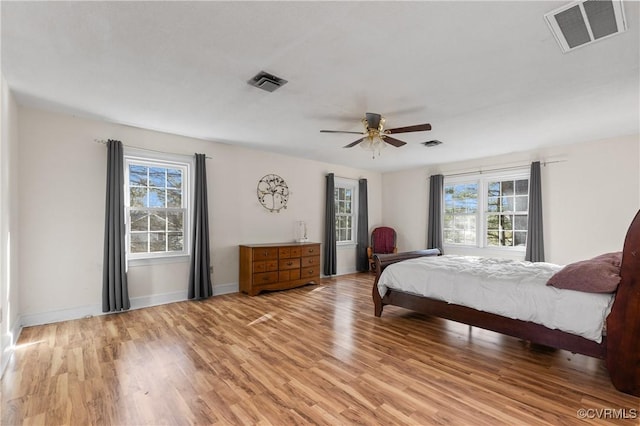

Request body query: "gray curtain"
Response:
[323, 173, 337, 276]
[525, 161, 545, 262]
[188, 154, 213, 299]
[356, 178, 369, 272]
[427, 174, 444, 253]
[102, 139, 130, 312]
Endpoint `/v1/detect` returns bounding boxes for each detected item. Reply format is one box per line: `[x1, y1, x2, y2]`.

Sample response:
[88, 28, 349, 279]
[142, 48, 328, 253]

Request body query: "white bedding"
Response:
[377, 255, 614, 343]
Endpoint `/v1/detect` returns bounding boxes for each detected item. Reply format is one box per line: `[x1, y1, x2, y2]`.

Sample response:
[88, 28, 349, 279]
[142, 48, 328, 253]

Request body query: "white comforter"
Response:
[377, 255, 614, 343]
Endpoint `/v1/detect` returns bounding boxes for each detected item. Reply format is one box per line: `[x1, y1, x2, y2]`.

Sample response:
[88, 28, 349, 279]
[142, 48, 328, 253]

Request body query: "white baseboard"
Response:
[129, 290, 187, 310]
[213, 281, 238, 296]
[20, 282, 239, 327]
[21, 303, 102, 327]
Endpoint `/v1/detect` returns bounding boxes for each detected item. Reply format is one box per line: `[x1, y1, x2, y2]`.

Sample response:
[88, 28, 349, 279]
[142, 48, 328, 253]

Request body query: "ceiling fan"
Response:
[320, 112, 432, 151]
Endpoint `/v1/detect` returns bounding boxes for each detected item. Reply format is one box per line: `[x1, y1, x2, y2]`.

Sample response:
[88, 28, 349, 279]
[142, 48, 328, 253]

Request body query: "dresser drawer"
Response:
[253, 272, 278, 285]
[301, 266, 319, 279]
[302, 245, 320, 256]
[279, 247, 291, 259]
[278, 246, 302, 259]
[279, 269, 301, 282]
[253, 260, 278, 273]
[301, 255, 320, 267]
[279, 258, 301, 270]
[252, 247, 278, 260]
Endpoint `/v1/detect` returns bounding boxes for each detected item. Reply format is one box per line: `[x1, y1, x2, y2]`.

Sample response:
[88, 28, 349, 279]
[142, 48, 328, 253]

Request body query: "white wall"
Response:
[0, 74, 21, 376]
[539, 136, 639, 263]
[380, 167, 429, 254]
[14, 104, 638, 327]
[17, 107, 382, 325]
[382, 134, 639, 265]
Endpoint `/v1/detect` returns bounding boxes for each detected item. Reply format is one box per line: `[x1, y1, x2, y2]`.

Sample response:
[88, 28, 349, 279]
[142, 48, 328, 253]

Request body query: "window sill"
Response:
[443, 245, 526, 251]
[337, 242, 357, 249]
[443, 245, 526, 259]
[128, 255, 190, 268]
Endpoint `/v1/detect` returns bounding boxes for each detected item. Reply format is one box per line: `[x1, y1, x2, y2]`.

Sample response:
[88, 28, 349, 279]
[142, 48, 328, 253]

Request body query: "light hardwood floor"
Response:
[2, 273, 639, 425]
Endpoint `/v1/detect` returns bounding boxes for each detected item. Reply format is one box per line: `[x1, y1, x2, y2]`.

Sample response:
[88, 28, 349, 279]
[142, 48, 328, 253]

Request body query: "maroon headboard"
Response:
[606, 209, 640, 396]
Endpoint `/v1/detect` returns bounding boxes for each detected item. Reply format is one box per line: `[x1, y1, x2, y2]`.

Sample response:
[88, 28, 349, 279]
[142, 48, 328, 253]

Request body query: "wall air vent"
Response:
[545, 0, 627, 53]
[247, 71, 288, 92]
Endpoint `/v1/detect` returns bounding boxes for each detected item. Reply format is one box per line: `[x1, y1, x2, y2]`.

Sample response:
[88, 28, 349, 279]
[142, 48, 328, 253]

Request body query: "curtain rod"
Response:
[94, 139, 212, 159]
[331, 174, 366, 181]
[433, 160, 566, 178]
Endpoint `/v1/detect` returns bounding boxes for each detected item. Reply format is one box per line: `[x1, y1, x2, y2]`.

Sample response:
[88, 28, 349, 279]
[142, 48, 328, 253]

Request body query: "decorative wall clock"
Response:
[257, 174, 289, 212]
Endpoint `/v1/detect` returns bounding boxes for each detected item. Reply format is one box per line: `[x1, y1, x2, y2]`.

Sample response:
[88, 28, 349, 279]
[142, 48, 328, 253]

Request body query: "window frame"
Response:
[123, 149, 193, 262]
[443, 169, 529, 252]
[443, 180, 479, 246]
[334, 177, 358, 246]
[484, 176, 530, 249]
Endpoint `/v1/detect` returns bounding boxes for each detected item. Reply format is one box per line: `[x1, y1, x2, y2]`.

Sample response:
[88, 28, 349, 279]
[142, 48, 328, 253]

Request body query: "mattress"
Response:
[377, 255, 614, 342]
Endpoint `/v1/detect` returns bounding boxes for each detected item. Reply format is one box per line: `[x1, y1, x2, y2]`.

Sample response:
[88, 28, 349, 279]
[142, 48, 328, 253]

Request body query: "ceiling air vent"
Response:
[544, 0, 627, 53]
[247, 71, 288, 92]
[422, 140, 443, 147]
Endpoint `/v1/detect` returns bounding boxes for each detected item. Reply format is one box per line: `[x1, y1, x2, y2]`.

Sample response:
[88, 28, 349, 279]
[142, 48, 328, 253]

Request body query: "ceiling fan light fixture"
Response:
[360, 135, 386, 158]
[320, 111, 432, 158]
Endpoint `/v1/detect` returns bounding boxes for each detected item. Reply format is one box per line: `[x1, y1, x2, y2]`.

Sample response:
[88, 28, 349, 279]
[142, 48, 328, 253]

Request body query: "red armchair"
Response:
[367, 226, 397, 271]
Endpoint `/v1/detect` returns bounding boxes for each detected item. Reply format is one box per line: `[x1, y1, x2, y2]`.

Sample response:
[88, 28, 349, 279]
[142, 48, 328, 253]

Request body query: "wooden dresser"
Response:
[239, 242, 321, 296]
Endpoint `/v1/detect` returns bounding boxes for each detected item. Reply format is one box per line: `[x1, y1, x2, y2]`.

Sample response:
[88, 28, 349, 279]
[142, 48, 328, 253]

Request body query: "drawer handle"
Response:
[286, 261, 293, 266]
[308, 259, 313, 264]
[308, 270, 313, 274]
[264, 251, 269, 257]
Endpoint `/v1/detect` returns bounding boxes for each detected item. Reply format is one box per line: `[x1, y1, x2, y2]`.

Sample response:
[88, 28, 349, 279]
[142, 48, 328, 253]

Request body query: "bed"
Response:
[372, 210, 640, 397]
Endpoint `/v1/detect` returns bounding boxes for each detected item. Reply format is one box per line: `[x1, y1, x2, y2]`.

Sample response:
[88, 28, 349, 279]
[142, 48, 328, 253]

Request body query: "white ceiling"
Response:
[2, 1, 638, 172]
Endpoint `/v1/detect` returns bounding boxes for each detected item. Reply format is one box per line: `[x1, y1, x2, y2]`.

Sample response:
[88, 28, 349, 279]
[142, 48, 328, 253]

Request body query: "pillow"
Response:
[590, 251, 622, 267]
[546, 252, 622, 293]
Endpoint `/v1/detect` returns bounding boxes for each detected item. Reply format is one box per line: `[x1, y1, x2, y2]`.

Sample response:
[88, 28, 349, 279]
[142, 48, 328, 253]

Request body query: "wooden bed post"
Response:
[372, 249, 441, 317]
[606, 209, 640, 397]
[372, 255, 384, 317]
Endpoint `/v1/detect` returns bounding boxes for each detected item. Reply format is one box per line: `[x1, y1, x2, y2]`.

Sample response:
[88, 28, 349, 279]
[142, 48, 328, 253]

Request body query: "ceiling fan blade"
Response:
[386, 123, 432, 134]
[382, 136, 407, 147]
[344, 138, 365, 148]
[320, 130, 365, 135]
[365, 112, 382, 130]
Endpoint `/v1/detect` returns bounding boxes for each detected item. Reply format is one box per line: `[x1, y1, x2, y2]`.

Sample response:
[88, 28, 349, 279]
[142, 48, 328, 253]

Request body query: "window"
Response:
[124, 155, 191, 259]
[486, 178, 529, 247]
[444, 172, 529, 249]
[334, 179, 358, 244]
[444, 182, 478, 245]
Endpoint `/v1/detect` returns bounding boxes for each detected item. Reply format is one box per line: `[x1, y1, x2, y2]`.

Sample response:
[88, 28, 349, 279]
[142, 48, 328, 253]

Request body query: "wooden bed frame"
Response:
[372, 210, 640, 397]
